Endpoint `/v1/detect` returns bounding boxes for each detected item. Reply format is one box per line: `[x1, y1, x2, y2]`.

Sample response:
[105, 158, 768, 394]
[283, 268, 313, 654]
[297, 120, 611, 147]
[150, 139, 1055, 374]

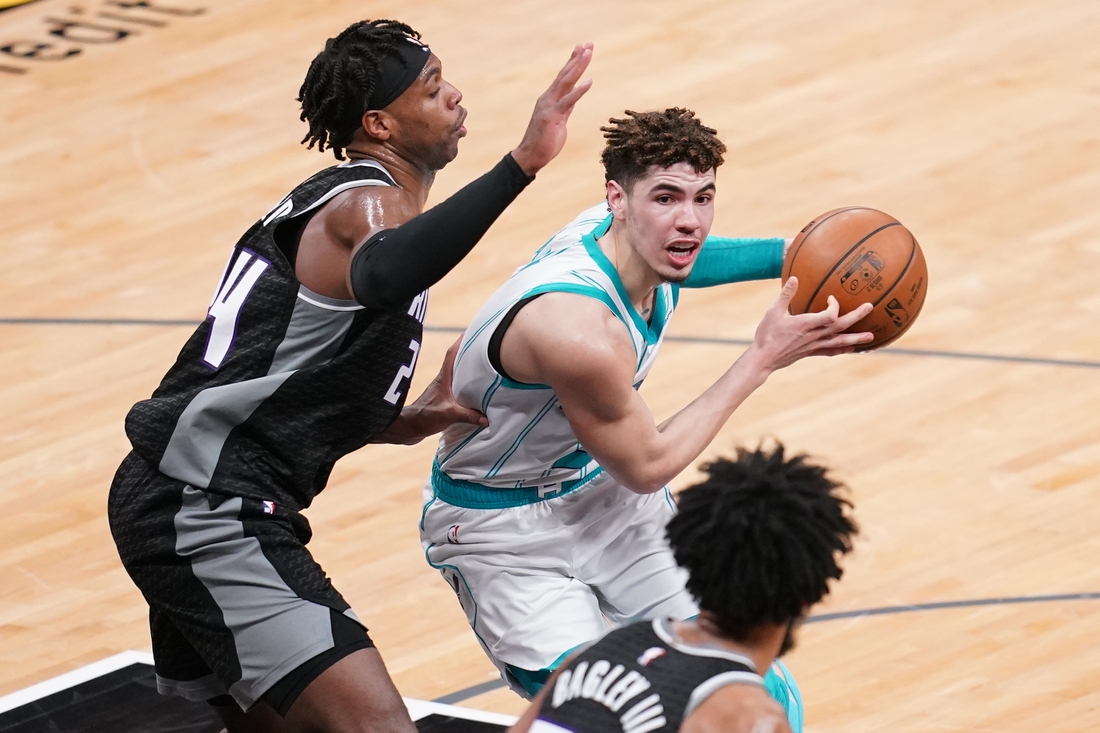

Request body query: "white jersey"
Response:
[434, 203, 678, 497]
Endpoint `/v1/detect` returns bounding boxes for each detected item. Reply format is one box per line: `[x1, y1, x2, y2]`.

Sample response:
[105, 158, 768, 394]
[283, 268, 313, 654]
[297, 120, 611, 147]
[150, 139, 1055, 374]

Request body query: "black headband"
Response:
[366, 37, 431, 111]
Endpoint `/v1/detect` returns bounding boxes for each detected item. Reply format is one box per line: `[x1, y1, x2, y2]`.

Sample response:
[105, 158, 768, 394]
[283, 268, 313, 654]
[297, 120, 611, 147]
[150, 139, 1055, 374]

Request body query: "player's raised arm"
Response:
[501, 282, 872, 494]
[343, 44, 593, 310]
[510, 43, 594, 176]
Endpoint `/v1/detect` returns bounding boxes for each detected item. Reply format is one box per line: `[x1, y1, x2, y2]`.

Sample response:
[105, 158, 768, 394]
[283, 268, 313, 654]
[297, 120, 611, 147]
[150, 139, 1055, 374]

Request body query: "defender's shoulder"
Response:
[681, 684, 792, 733]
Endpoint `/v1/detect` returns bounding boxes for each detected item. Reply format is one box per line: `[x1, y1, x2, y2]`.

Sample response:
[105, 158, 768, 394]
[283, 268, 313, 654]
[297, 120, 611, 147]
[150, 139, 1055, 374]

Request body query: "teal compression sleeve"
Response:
[681, 236, 785, 288]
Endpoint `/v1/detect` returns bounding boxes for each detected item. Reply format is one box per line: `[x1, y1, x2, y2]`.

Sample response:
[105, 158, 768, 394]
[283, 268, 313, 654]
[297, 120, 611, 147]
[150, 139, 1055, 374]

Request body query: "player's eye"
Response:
[429, 88, 440, 99]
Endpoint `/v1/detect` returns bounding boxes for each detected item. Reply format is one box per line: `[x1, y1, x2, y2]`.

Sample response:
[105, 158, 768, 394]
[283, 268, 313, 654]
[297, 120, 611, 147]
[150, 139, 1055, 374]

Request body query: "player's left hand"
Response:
[373, 335, 487, 445]
[510, 42, 594, 176]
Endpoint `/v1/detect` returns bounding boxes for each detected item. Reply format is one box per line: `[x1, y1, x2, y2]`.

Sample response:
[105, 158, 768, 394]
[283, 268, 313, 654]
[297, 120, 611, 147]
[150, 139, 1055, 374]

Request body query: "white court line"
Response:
[0, 650, 155, 714]
[403, 697, 518, 725]
[0, 650, 518, 726]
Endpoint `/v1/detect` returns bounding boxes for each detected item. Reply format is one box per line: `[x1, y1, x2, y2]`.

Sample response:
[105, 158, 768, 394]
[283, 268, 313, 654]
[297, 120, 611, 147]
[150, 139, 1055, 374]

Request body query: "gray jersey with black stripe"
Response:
[125, 159, 428, 510]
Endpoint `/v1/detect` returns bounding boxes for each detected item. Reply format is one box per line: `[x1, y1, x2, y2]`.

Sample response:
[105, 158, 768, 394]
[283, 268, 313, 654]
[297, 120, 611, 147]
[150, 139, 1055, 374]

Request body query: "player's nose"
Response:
[676, 204, 701, 231]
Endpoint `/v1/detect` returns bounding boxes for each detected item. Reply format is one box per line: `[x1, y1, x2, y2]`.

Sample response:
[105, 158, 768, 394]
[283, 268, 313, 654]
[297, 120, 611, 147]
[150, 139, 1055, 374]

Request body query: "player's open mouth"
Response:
[666, 242, 699, 265]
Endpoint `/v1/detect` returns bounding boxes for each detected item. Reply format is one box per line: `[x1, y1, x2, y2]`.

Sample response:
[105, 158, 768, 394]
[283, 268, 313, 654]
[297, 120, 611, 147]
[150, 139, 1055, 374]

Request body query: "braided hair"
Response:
[298, 19, 423, 160]
[600, 108, 727, 192]
[666, 444, 858, 641]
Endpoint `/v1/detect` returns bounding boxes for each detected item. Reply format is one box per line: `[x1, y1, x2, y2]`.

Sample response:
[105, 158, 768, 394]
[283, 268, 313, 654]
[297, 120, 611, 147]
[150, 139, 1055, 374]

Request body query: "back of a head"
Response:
[666, 444, 858, 641]
[600, 108, 727, 193]
[298, 19, 425, 160]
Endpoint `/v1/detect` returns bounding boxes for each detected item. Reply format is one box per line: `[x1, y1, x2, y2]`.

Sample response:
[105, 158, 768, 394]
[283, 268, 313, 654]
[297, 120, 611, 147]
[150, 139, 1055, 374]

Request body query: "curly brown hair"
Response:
[600, 108, 727, 192]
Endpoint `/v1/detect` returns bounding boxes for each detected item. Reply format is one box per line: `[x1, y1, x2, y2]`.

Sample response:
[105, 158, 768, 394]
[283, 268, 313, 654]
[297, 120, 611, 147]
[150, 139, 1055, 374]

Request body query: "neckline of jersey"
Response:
[337, 157, 399, 185]
[651, 618, 759, 671]
[580, 215, 670, 346]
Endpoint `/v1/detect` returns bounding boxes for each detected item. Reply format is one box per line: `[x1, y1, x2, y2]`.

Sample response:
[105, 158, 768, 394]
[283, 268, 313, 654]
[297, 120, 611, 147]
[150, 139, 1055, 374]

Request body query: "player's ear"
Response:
[606, 180, 627, 219]
[361, 110, 393, 141]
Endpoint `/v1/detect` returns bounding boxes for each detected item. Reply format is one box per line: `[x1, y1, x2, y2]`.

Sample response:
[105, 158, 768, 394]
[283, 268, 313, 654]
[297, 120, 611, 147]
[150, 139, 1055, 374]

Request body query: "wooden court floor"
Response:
[2, 0, 1099, 730]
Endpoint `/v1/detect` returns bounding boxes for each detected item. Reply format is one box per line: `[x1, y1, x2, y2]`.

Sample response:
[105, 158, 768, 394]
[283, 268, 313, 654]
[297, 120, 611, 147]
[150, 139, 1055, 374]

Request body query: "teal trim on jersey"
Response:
[484, 376, 502, 408]
[551, 449, 592, 470]
[649, 284, 672, 340]
[499, 376, 552, 390]
[511, 280, 639, 364]
[671, 283, 681, 308]
[419, 495, 435, 532]
[579, 218, 673, 348]
[682, 236, 784, 288]
[440, 425, 485, 465]
[565, 275, 641, 360]
[506, 644, 585, 695]
[439, 375, 501, 465]
[663, 487, 677, 512]
[506, 665, 551, 696]
[482, 281, 634, 391]
[423, 538, 494, 654]
[524, 281, 627, 326]
[487, 396, 560, 477]
[431, 460, 605, 509]
[765, 660, 804, 733]
[518, 239, 570, 272]
[458, 301, 514, 361]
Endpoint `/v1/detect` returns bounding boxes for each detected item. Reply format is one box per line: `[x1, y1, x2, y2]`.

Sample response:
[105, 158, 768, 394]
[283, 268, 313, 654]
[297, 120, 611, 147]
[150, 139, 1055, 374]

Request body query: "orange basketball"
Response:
[782, 207, 928, 350]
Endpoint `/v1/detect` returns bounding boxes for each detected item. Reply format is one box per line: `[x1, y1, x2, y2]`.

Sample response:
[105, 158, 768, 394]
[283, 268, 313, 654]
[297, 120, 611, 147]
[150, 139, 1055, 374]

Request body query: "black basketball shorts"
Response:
[107, 452, 373, 713]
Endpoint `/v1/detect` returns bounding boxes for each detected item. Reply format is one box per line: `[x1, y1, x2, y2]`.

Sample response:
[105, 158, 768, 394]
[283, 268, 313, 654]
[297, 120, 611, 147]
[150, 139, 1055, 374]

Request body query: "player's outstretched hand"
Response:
[510, 43, 594, 176]
[373, 336, 487, 445]
[749, 277, 874, 373]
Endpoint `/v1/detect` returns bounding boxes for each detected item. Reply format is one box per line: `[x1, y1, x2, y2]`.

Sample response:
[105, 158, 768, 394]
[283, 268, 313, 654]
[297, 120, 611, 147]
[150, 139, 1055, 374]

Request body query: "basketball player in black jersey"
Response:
[508, 445, 858, 733]
[107, 20, 592, 733]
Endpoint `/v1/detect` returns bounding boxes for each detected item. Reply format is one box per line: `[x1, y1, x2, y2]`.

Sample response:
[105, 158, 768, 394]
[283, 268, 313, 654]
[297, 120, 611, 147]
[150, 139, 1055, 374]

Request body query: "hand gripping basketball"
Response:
[751, 277, 875, 372]
[783, 207, 928, 350]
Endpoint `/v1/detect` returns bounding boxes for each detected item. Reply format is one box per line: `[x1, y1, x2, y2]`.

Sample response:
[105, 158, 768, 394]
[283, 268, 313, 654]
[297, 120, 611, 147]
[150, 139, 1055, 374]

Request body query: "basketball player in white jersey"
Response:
[419, 109, 873, 731]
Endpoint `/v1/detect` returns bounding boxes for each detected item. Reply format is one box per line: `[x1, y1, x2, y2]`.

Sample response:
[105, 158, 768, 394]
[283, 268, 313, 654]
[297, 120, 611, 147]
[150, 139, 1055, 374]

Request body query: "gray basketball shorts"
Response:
[107, 452, 372, 713]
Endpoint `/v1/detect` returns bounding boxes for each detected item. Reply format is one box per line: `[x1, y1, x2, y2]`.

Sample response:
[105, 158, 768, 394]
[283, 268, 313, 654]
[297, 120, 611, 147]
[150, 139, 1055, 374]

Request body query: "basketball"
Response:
[781, 207, 928, 350]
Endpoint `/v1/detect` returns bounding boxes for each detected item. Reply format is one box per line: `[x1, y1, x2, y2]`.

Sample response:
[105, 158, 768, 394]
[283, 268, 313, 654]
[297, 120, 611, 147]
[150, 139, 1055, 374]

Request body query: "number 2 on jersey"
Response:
[384, 340, 420, 405]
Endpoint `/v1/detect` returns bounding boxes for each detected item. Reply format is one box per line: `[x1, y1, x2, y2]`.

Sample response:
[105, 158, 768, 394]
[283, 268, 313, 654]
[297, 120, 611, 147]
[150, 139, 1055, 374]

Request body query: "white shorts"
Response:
[420, 470, 699, 683]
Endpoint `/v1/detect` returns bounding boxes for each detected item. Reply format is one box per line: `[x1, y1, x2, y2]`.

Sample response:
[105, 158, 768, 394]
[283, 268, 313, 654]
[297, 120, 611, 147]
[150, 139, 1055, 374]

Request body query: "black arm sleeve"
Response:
[349, 153, 534, 310]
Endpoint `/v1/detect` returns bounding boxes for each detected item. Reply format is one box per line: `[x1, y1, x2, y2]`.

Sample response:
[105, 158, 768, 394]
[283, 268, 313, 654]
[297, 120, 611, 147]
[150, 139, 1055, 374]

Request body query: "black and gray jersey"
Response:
[125, 160, 428, 511]
[534, 619, 764, 733]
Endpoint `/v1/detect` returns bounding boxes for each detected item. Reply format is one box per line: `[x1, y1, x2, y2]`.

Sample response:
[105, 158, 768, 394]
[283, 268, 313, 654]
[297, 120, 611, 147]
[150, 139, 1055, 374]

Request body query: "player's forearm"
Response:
[371, 406, 430, 445]
[603, 349, 772, 493]
[349, 154, 534, 309]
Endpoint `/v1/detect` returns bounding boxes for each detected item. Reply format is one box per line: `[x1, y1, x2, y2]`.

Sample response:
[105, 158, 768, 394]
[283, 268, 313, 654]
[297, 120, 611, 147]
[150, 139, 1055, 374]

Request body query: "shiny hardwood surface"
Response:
[1, 0, 1098, 730]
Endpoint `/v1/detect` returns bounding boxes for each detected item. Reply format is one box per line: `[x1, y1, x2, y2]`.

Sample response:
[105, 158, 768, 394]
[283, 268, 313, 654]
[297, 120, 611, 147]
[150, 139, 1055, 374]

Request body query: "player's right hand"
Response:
[749, 277, 875, 372]
[373, 336, 487, 445]
[510, 43, 594, 176]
